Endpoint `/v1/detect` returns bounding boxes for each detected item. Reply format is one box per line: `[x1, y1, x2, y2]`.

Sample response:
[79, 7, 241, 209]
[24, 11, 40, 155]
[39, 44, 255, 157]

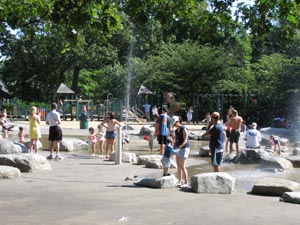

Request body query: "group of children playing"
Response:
[87, 124, 106, 157]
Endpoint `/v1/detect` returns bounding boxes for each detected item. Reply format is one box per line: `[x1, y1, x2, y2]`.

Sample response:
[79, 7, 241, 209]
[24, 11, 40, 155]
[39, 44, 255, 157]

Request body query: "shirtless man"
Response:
[228, 109, 243, 155]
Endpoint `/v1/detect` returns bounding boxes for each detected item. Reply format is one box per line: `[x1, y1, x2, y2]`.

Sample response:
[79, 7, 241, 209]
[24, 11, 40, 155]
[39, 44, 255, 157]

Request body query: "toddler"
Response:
[88, 127, 97, 156]
[18, 127, 25, 144]
[96, 124, 106, 157]
[161, 137, 178, 176]
[270, 135, 281, 154]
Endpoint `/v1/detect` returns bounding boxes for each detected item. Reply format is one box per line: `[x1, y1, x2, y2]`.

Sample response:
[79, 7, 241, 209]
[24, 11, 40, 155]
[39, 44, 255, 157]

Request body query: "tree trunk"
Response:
[71, 66, 81, 95]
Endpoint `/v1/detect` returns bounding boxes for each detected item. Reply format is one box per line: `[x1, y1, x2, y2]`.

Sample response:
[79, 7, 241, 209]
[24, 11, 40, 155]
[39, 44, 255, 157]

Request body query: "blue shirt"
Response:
[208, 123, 224, 150]
[163, 144, 177, 158]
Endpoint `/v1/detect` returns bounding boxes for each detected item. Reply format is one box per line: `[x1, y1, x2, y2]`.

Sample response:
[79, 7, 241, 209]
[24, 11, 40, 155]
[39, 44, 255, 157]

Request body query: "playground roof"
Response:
[56, 83, 75, 94]
[138, 85, 153, 95]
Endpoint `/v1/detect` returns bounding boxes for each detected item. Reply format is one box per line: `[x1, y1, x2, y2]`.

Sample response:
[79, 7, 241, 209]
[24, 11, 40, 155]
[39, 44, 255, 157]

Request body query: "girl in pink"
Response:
[88, 127, 97, 156]
[96, 124, 106, 157]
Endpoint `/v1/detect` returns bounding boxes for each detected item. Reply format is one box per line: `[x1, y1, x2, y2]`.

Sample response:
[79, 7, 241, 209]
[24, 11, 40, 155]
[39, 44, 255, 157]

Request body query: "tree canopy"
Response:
[1, 0, 300, 123]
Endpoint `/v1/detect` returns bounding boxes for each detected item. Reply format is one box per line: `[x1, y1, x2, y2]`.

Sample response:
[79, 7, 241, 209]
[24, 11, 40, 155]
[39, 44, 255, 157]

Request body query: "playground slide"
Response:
[163, 92, 180, 113]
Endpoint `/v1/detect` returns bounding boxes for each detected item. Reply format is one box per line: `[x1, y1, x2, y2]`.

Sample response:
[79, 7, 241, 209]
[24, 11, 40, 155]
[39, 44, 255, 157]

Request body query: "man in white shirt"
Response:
[244, 122, 261, 149]
[46, 102, 63, 160]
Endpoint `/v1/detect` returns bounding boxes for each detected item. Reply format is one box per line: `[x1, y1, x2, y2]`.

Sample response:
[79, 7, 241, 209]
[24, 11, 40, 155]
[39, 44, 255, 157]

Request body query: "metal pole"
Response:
[115, 126, 122, 165]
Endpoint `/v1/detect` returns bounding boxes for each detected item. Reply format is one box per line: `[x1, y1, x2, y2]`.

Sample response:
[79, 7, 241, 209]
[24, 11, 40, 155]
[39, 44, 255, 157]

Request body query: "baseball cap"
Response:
[251, 122, 257, 129]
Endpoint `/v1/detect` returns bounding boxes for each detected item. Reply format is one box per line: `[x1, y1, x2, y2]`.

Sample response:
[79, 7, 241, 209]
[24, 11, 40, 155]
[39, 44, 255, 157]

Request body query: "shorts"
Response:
[48, 126, 62, 141]
[230, 129, 240, 143]
[225, 130, 230, 138]
[97, 137, 105, 142]
[211, 147, 223, 166]
[176, 147, 190, 158]
[106, 131, 116, 139]
[157, 135, 167, 145]
[161, 156, 171, 168]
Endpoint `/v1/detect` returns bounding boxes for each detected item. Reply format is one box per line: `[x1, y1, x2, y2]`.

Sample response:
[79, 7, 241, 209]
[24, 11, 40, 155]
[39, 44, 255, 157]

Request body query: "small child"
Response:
[0, 113, 8, 138]
[270, 135, 281, 154]
[161, 137, 178, 176]
[147, 131, 155, 152]
[88, 127, 97, 156]
[18, 127, 25, 144]
[96, 124, 105, 157]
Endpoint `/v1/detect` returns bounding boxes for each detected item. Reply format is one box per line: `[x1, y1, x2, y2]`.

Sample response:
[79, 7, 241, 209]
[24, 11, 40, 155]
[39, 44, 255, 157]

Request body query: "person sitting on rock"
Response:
[244, 122, 261, 149]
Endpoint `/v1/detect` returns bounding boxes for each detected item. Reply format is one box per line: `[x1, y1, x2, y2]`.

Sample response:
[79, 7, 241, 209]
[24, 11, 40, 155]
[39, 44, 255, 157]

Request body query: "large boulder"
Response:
[252, 178, 300, 196]
[189, 131, 205, 141]
[137, 155, 177, 169]
[60, 138, 88, 151]
[23, 140, 43, 151]
[134, 175, 178, 188]
[138, 126, 155, 136]
[260, 155, 294, 171]
[285, 156, 300, 168]
[0, 165, 21, 179]
[0, 154, 51, 172]
[280, 192, 300, 204]
[0, 139, 22, 154]
[199, 146, 210, 157]
[292, 147, 300, 156]
[190, 172, 235, 194]
[109, 152, 137, 163]
[234, 149, 265, 164]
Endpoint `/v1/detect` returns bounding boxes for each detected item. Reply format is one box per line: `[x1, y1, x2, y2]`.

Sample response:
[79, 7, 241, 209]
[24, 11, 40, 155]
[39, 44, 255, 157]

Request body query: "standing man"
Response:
[46, 102, 63, 160]
[244, 122, 261, 149]
[205, 112, 224, 172]
[143, 102, 151, 122]
[155, 107, 171, 155]
[228, 109, 243, 155]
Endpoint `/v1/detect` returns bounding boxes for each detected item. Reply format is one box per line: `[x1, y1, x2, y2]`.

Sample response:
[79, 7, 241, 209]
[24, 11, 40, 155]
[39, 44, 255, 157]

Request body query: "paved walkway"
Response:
[1, 120, 299, 225]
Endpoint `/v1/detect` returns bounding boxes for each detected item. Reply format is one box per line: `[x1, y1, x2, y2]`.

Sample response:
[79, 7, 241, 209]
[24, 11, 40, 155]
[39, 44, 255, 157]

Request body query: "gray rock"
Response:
[137, 155, 176, 169]
[261, 155, 294, 171]
[0, 165, 21, 179]
[234, 149, 264, 164]
[189, 131, 204, 140]
[280, 192, 300, 204]
[0, 139, 22, 154]
[137, 155, 162, 165]
[60, 137, 88, 151]
[199, 146, 210, 157]
[286, 156, 300, 168]
[292, 147, 300, 156]
[23, 140, 43, 151]
[138, 126, 155, 136]
[252, 178, 300, 196]
[0, 154, 51, 172]
[145, 158, 163, 169]
[134, 175, 178, 188]
[190, 172, 235, 194]
[109, 152, 137, 163]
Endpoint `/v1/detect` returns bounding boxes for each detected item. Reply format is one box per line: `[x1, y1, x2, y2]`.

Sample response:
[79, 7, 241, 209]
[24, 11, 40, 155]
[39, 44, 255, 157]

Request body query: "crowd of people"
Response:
[1, 102, 284, 188]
